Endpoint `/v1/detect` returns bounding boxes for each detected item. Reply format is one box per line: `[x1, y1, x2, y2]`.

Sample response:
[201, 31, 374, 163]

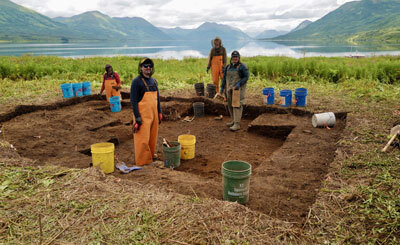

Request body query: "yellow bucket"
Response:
[178, 134, 196, 160]
[91, 142, 115, 174]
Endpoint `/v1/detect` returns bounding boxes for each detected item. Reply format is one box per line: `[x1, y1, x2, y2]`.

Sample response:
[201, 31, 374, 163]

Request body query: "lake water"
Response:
[1, 40, 400, 59]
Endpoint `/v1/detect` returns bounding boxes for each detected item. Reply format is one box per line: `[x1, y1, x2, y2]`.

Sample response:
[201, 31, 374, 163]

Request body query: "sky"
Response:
[11, 0, 357, 35]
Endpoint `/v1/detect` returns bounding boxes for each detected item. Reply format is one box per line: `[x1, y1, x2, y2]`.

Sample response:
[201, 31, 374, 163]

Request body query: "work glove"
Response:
[112, 85, 121, 91]
[159, 113, 163, 124]
[234, 82, 240, 90]
[133, 123, 141, 133]
[206, 67, 210, 73]
[133, 118, 142, 133]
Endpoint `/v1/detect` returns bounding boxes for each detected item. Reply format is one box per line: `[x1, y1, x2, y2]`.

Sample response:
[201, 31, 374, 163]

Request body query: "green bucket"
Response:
[222, 160, 252, 205]
[163, 141, 181, 169]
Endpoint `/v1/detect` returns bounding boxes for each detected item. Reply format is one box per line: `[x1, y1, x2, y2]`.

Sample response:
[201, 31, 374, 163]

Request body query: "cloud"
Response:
[10, 0, 357, 33]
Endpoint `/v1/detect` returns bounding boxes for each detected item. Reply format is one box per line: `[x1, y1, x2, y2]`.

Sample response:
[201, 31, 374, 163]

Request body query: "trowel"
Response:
[381, 125, 400, 152]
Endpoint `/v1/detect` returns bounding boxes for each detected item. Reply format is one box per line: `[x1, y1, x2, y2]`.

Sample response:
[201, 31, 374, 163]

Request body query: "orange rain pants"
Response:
[105, 79, 121, 102]
[133, 89, 159, 166]
[211, 55, 223, 92]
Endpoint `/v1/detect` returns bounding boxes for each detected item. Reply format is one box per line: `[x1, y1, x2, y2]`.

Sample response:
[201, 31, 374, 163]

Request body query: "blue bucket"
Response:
[262, 87, 274, 105]
[279, 89, 292, 107]
[60, 83, 73, 98]
[72, 83, 83, 97]
[295, 88, 308, 107]
[109, 96, 121, 112]
[82, 81, 91, 96]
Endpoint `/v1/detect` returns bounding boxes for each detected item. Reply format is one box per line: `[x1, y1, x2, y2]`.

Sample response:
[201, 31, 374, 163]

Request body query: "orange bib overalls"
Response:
[105, 79, 121, 102]
[211, 55, 223, 92]
[133, 78, 159, 166]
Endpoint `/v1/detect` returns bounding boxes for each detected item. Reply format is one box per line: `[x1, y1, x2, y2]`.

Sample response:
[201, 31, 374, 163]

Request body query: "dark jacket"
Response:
[220, 62, 249, 93]
[130, 75, 161, 122]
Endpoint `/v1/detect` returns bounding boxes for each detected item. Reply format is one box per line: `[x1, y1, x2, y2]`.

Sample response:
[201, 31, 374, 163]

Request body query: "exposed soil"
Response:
[0, 94, 346, 223]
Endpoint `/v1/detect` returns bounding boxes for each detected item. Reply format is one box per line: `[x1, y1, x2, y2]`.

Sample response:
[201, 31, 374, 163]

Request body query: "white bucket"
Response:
[312, 112, 336, 128]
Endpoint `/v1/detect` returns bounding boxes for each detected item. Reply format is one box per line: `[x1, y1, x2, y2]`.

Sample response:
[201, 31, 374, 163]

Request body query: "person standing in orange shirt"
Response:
[207, 36, 227, 92]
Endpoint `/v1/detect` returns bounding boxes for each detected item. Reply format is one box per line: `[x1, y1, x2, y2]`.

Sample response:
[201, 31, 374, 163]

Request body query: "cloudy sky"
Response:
[11, 0, 357, 34]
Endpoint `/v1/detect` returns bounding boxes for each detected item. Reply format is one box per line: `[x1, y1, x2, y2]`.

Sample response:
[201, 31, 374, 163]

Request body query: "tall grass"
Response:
[0, 56, 207, 89]
[246, 56, 400, 84]
[0, 55, 399, 85]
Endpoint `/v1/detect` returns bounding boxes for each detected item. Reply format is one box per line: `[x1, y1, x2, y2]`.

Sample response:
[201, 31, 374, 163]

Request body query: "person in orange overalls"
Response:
[100, 64, 121, 101]
[130, 58, 162, 166]
[207, 36, 227, 92]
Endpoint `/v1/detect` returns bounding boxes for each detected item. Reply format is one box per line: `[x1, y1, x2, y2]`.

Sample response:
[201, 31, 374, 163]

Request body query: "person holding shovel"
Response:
[100, 64, 121, 101]
[207, 36, 227, 92]
[130, 58, 162, 166]
[216, 50, 249, 131]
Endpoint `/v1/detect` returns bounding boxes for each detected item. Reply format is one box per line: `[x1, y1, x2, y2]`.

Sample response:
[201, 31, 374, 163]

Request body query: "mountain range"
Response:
[0, 0, 249, 42]
[1, 0, 400, 43]
[274, 0, 400, 43]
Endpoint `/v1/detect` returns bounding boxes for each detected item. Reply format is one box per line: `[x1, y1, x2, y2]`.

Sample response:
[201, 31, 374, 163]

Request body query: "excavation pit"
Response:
[0, 95, 346, 223]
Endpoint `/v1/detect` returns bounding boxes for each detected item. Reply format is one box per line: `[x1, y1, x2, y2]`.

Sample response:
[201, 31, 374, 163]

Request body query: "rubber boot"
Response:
[226, 100, 234, 127]
[226, 121, 234, 127]
[230, 106, 242, 131]
[230, 122, 240, 131]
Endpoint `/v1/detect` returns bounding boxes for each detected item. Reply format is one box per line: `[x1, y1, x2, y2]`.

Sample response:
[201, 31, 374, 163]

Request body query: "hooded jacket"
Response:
[207, 36, 227, 69]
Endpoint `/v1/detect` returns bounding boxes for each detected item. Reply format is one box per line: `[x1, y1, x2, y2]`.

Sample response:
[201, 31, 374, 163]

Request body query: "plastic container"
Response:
[206, 84, 217, 98]
[109, 96, 121, 112]
[312, 112, 336, 128]
[222, 160, 252, 205]
[194, 83, 205, 96]
[91, 142, 115, 174]
[279, 89, 292, 107]
[178, 134, 196, 160]
[72, 83, 83, 97]
[295, 88, 308, 107]
[163, 141, 181, 168]
[193, 102, 204, 117]
[60, 83, 73, 98]
[82, 81, 91, 96]
[262, 87, 274, 105]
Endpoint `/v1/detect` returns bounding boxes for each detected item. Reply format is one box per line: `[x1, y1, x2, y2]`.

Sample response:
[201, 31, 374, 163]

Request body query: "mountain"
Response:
[55, 12, 170, 40]
[274, 0, 400, 43]
[159, 27, 190, 40]
[54, 11, 124, 40]
[190, 22, 250, 40]
[0, 0, 84, 42]
[256, 30, 288, 39]
[290, 20, 312, 33]
[161, 22, 250, 41]
[113, 17, 171, 40]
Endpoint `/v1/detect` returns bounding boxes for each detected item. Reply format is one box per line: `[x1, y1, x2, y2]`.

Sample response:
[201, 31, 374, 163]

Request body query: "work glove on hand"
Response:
[206, 67, 210, 73]
[112, 85, 121, 91]
[159, 113, 163, 124]
[133, 123, 141, 133]
[234, 82, 240, 90]
[133, 118, 142, 133]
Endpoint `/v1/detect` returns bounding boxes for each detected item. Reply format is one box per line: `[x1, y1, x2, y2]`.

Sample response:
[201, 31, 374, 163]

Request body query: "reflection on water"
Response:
[0, 40, 399, 59]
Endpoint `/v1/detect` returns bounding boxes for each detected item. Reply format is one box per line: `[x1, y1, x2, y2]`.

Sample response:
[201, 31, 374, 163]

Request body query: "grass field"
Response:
[1, 55, 399, 243]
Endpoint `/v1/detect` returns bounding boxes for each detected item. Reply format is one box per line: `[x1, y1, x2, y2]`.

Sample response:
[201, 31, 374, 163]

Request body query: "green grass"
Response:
[0, 55, 400, 105]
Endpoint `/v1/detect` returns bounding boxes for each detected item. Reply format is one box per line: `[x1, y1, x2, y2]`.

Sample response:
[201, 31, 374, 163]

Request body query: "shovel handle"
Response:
[382, 134, 398, 152]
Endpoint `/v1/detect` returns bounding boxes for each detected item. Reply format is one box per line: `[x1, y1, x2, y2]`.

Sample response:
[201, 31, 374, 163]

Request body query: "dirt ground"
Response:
[0, 94, 346, 223]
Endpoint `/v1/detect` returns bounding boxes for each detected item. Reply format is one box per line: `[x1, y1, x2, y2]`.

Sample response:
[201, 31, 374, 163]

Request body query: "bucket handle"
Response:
[323, 122, 331, 130]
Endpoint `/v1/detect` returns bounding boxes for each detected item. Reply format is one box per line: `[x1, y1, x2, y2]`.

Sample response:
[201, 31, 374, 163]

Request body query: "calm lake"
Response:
[1, 40, 400, 59]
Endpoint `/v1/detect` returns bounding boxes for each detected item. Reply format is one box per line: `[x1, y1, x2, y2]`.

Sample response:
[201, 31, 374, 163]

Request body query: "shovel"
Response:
[381, 125, 400, 152]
